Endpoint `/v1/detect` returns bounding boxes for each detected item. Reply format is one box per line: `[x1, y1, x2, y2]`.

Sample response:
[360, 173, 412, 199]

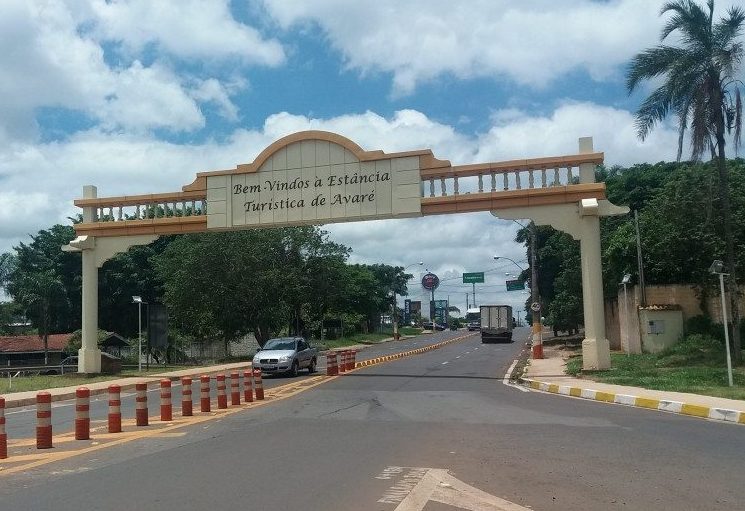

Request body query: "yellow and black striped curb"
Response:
[352, 332, 476, 369]
[521, 378, 745, 426]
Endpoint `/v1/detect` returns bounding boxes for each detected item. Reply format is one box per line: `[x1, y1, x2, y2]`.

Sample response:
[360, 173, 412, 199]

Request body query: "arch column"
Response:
[63, 186, 158, 374]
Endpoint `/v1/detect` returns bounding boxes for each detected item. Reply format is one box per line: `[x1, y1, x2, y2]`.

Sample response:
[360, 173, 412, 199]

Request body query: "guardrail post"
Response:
[230, 372, 240, 406]
[0, 397, 6, 459]
[160, 379, 172, 421]
[182, 377, 193, 416]
[216, 374, 227, 409]
[75, 387, 90, 440]
[135, 382, 148, 426]
[108, 385, 121, 433]
[36, 392, 52, 449]
[243, 370, 254, 403]
[200, 375, 211, 412]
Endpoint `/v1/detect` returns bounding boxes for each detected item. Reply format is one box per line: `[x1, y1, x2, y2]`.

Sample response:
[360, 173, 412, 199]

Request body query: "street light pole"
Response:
[132, 296, 143, 372]
[710, 260, 734, 387]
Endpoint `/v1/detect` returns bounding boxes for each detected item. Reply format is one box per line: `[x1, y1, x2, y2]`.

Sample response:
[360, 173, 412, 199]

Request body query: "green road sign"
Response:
[462, 272, 485, 284]
[506, 279, 524, 291]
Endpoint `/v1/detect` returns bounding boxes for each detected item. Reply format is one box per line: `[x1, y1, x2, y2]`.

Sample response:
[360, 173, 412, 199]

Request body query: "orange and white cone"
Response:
[36, 392, 52, 449]
[338, 351, 347, 373]
[181, 377, 193, 416]
[216, 374, 227, 409]
[200, 375, 211, 412]
[75, 387, 90, 440]
[160, 379, 172, 421]
[108, 384, 121, 433]
[230, 372, 241, 406]
[326, 352, 338, 376]
[253, 368, 264, 400]
[243, 370, 254, 403]
[0, 397, 7, 459]
[135, 382, 148, 427]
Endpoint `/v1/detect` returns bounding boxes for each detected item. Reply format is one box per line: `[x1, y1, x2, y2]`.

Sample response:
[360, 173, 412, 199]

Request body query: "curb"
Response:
[354, 332, 475, 368]
[2, 363, 253, 409]
[520, 377, 745, 425]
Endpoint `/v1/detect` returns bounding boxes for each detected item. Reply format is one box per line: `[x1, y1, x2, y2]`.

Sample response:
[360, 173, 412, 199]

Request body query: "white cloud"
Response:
[86, 0, 285, 65]
[261, 0, 665, 95]
[0, 0, 283, 143]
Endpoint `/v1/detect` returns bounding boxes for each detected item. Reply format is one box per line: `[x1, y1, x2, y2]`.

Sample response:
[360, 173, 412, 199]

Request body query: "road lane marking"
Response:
[376, 466, 530, 510]
[441, 362, 449, 365]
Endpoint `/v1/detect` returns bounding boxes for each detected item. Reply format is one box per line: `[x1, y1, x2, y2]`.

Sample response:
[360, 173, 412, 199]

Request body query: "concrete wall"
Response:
[605, 297, 620, 350]
[609, 283, 745, 354]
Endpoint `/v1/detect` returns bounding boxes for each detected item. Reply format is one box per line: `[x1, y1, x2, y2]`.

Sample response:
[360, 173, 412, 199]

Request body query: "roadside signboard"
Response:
[506, 279, 524, 291]
[430, 299, 449, 325]
[462, 272, 485, 284]
[530, 302, 541, 312]
[404, 299, 411, 325]
[421, 273, 440, 290]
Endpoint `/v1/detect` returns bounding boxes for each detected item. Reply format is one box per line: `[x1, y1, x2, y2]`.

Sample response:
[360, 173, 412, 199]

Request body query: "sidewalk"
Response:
[521, 345, 745, 424]
[2, 361, 253, 409]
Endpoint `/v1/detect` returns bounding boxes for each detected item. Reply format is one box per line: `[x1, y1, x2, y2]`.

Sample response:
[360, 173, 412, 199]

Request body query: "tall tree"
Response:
[627, 0, 744, 363]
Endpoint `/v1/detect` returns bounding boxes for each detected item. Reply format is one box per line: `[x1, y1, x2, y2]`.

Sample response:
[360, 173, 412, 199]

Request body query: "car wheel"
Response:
[290, 361, 299, 378]
[308, 358, 316, 373]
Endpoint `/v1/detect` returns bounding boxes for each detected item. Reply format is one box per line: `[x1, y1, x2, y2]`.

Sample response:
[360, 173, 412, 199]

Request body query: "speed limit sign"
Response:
[530, 302, 541, 312]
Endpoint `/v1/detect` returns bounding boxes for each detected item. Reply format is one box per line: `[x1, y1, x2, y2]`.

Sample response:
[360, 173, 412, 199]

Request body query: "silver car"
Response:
[252, 337, 317, 377]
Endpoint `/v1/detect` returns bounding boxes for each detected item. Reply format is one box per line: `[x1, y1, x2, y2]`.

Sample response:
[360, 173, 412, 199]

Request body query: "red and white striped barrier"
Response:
[75, 387, 90, 440]
[217, 374, 227, 409]
[243, 370, 254, 403]
[182, 377, 193, 416]
[108, 384, 121, 433]
[348, 350, 356, 371]
[338, 351, 347, 373]
[36, 392, 52, 449]
[200, 375, 211, 412]
[135, 382, 148, 427]
[160, 379, 172, 421]
[230, 372, 240, 406]
[327, 352, 338, 376]
[253, 368, 264, 400]
[0, 396, 6, 459]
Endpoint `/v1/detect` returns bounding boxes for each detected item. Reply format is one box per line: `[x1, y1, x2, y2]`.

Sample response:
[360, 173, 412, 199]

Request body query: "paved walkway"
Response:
[523, 345, 745, 418]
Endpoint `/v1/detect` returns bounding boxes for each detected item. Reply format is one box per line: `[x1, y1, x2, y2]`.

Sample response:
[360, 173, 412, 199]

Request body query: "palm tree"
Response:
[627, 0, 744, 364]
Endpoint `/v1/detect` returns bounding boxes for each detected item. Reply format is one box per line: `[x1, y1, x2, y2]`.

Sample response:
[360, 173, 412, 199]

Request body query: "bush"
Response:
[656, 334, 725, 368]
[685, 315, 723, 340]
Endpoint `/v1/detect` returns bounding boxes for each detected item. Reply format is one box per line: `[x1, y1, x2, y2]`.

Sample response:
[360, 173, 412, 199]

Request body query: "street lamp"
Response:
[709, 260, 734, 387]
[620, 274, 632, 355]
[132, 296, 147, 372]
[394, 262, 423, 340]
[493, 255, 525, 272]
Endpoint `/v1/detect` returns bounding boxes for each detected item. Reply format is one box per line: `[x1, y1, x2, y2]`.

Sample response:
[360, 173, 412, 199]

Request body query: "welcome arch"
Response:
[65, 131, 628, 373]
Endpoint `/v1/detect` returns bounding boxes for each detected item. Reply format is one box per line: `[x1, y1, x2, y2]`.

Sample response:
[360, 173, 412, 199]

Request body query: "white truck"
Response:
[479, 305, 513, 343]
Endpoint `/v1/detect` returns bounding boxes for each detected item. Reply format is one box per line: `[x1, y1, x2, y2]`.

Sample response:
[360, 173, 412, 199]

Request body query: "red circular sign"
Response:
[421, 273, 440, 290]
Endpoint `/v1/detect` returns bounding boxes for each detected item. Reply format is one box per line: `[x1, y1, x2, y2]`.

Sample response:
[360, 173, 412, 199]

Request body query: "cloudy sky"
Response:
[1, 0, 733, 317]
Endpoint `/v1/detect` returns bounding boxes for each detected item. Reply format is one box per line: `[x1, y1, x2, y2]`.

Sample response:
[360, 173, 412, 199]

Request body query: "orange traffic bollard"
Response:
[108, 384, 121, 433]
[348, 350, 357, 371]
[338, 351, 347, 373]
[326, 352, 338, 376]
[200, 375, 211, 412]
[75, 387, 90, 440]
[216, 374, 227, 409]
[230, 372, 240, 406]
[0, 397, 6, 459]
[36, 392, 52, 449]
[253, 368, 264, 400]
[135, 383, 148, 427]
[243, 370, 254, 403]
[160, 379, 172, 421]
[181, 377, 193, 416]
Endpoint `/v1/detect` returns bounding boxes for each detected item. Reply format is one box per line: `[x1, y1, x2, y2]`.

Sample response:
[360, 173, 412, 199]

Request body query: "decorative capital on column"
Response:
[62, 235, 95, 252]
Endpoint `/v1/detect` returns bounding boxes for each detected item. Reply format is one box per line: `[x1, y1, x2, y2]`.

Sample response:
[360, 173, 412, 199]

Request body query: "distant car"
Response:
[422, 322, 446, 331]
[252, 337, 317, 377]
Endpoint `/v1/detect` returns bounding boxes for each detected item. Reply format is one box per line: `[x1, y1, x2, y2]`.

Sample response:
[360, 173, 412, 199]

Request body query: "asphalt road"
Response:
[1, 327, 743, 511]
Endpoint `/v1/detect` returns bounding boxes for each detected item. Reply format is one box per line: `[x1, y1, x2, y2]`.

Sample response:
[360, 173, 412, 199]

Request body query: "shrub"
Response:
[656, 334, 725, 367]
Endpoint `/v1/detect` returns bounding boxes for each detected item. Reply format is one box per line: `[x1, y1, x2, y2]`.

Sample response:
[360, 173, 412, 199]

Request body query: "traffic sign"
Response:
[506, 279, 524, 291]
[530, 302, 541, 312]
[462, 272, 485, 284]
[421, 273, 440, 290]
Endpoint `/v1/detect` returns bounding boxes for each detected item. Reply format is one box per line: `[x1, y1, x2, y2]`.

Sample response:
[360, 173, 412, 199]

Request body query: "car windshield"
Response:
[262, 339, 296, 351]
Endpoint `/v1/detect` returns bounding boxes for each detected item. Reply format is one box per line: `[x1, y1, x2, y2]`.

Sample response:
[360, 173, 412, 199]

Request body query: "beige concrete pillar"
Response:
[79, 246, 102, 373]
[579, 207, 611, 369]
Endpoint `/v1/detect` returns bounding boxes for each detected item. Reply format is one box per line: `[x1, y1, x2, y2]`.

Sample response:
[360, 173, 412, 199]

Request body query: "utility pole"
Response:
[530, 222, 543, 359]
[472, 283, 476, 308]
[466, 293, 469, 310]
[635, 210, 646, 307]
